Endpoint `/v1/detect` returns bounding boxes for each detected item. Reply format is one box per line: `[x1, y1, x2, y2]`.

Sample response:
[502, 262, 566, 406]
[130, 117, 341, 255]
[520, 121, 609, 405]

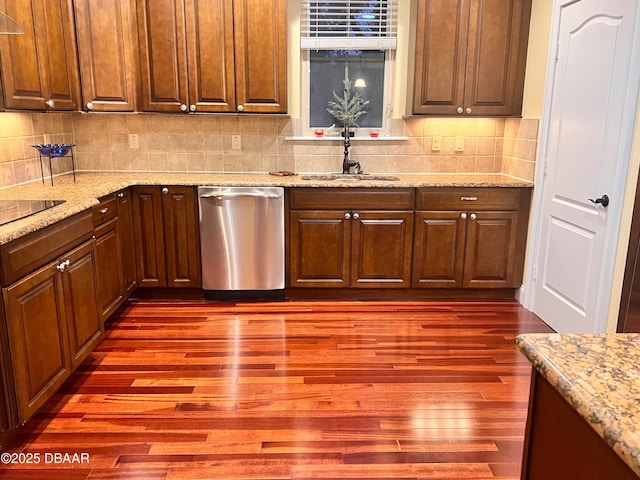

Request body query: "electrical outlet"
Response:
[129, 134, 139, 149]
[232, 135, 241, 150]
[455, 136, 464, 152]
[432, 136, 441, 151]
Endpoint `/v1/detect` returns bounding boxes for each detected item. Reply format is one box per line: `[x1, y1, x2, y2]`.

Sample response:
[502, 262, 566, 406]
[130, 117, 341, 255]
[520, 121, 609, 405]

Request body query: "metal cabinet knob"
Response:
[56, 259, 70, 272]
[190, 104, 196, 112]
[161, 187, 169, 194]
[465, 107, 472, 114]
[86, 102, 94, 110]
[117, 192, 125, 198]
[180, 104, 187, 112]
[352, 212, 360, 220]
[469, 213, 477, 220]
[456, 106, 463, 114]
[460, 212, 467, 220]
[237, 104, 244, 112]
[45, 99, 55, 108]
[344, 212, 351, 220]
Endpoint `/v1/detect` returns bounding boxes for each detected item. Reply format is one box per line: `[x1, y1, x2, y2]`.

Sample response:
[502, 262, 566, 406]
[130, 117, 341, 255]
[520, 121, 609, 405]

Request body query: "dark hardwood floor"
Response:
[2, 300, 553, 479]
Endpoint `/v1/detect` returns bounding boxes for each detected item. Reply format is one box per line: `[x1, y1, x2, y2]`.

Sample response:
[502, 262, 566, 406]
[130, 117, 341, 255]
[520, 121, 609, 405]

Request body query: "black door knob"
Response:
[588, 194, 610, 207]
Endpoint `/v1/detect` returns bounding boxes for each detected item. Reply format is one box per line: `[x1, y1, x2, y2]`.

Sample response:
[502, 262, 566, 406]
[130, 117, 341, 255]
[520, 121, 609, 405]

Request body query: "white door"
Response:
[530, 0, 640, 333]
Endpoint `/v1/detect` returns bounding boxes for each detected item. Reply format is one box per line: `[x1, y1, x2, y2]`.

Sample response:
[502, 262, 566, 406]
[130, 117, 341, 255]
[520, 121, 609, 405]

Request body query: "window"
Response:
[301, 1, 398, 132]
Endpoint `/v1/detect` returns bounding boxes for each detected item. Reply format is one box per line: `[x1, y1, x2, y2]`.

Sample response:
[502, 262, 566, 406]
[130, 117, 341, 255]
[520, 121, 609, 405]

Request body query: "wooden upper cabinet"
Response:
[185, 0, 236, 112]
[136, 0, 286, 113]
[413, 0, 531, 116]
[74, 0, 138, 112]
[0, 0, 80, 111]
[233, 0, 287, 113]
[136, 0, 188, 112]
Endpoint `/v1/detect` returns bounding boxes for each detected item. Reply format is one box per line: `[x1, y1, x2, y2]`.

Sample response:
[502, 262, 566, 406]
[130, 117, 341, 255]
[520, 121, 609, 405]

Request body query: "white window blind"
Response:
[300, 0, 397, 50]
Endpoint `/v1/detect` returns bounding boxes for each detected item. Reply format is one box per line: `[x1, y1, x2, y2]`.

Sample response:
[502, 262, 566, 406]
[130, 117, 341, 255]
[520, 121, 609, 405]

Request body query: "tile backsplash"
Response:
[0, 112, 539, 189]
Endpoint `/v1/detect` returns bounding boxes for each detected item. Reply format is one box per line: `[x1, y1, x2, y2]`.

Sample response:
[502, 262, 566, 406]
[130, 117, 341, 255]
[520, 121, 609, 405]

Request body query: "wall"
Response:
[0, 112, 74, 187]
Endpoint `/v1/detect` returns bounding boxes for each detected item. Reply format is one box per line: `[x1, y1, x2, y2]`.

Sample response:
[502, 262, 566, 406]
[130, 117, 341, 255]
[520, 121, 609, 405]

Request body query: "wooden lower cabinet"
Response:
[132, 186, 200, 288]
[289, 209, 414, 288]
[413, 210, 520, 288]
[287, 188, 415, 289]
[60, 240, 102, 370]
[413, 188, 529, 289]
[351, 211, 414, 288]
[117, 190, 138, 296]
[3, 239, 101, 423]
[93, 189, 137, 322]
[94, 217, 124, 322]
[463, 210, 519, 288]
[521, 371, 638, 480]
[289, 210, 350, 288]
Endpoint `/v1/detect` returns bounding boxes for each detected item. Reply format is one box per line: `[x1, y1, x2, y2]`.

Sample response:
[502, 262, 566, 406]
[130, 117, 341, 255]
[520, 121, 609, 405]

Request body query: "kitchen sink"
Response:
[301, 173, 400, 182]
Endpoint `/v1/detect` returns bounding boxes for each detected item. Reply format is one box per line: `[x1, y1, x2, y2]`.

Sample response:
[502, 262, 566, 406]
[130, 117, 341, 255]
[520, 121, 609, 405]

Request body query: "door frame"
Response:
[522, 0, 640, 332]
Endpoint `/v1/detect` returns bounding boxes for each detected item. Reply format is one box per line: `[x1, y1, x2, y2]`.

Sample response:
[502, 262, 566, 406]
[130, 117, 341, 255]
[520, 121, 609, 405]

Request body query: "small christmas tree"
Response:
[327, 78, 369, 130]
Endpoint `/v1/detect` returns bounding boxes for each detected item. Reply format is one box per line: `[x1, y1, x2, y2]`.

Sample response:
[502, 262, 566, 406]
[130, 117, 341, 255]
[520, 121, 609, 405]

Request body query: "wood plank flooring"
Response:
[2, 300, 553, 480]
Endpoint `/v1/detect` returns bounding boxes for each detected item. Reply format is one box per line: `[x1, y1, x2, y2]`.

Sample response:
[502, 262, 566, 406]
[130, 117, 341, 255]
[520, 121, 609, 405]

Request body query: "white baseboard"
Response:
[515, 284, 526, 306]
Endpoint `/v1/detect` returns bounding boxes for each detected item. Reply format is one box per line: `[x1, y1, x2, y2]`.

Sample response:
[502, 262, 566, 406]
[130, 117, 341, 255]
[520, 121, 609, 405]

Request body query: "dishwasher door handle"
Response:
[200, 192, 281, 200]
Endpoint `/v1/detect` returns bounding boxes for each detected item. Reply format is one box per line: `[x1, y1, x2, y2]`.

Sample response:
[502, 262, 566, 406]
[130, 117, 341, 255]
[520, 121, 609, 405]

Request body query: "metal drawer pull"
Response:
[99, 207, 108, 214]
[461, 196, 478, 201]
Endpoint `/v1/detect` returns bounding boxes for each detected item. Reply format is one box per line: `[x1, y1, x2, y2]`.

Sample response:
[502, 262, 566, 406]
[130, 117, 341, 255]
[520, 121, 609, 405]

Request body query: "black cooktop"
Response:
[0, 199, 66, 226]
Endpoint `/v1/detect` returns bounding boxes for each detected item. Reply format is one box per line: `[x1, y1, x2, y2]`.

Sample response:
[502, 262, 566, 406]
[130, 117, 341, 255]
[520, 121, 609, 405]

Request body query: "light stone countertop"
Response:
[0, 172, 532, 245]
[515, 333, 640, 477]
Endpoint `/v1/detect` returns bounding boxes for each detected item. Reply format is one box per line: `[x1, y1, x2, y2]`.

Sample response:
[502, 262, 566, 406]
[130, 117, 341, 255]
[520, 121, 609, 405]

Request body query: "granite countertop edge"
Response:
[0, 172, 533, 245]
[515, 333, 640, 477]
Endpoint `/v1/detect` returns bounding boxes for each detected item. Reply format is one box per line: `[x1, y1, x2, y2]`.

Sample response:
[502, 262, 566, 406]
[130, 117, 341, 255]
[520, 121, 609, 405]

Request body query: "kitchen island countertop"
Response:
[0, 172, 532, 245]
[515, 333, 640, 477]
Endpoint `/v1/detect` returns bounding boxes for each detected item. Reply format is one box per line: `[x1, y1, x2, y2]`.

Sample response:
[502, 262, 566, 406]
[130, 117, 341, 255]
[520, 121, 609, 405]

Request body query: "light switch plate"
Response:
[432, 136, 441, 151]
[129, 134, 139, 149]
[455, 136, 464, 152]
[232, 135, 241, 150]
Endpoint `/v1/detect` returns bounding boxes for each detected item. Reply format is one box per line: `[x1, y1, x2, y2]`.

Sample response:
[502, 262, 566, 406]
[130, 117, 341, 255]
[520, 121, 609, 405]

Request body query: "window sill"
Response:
[284, 136, 409, 141]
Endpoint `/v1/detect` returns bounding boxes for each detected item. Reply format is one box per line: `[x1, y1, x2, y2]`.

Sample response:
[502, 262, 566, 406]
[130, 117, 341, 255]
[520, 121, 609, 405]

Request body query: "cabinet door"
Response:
[74, 0, 137, 111]
[288, 211, 350, 288]
[412, 0, 470, 115]
[464, 0, 531, 116]
[132, 187, 166, 287]
[233, 0, 287, 113]
[185, 0, 235, 112]
[463, 211, 519, 288]
[161, 186, 201, 288]
[60, 240, 102, 370]
[136, 0, 189, 112]
[3, 263, 70, 422]
[94, 217, 124, 322]
[117, 190, 138, 296]
[351, 211, 414, 288]
[413, 211, 467, 288]
[0, 0, 80, 111]
[0, 310, 18, 431]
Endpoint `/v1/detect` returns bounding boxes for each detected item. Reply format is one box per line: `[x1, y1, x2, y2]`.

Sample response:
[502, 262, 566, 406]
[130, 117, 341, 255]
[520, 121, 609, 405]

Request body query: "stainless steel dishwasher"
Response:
[198, 186, 285, 300]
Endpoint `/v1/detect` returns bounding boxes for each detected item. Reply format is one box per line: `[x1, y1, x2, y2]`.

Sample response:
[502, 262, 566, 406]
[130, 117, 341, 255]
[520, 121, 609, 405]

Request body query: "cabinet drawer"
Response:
[92, 194, 118, 226]
[289, 188, 415, 210]
[416, 188, 523, 210]
[0, 211, 94, 286]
